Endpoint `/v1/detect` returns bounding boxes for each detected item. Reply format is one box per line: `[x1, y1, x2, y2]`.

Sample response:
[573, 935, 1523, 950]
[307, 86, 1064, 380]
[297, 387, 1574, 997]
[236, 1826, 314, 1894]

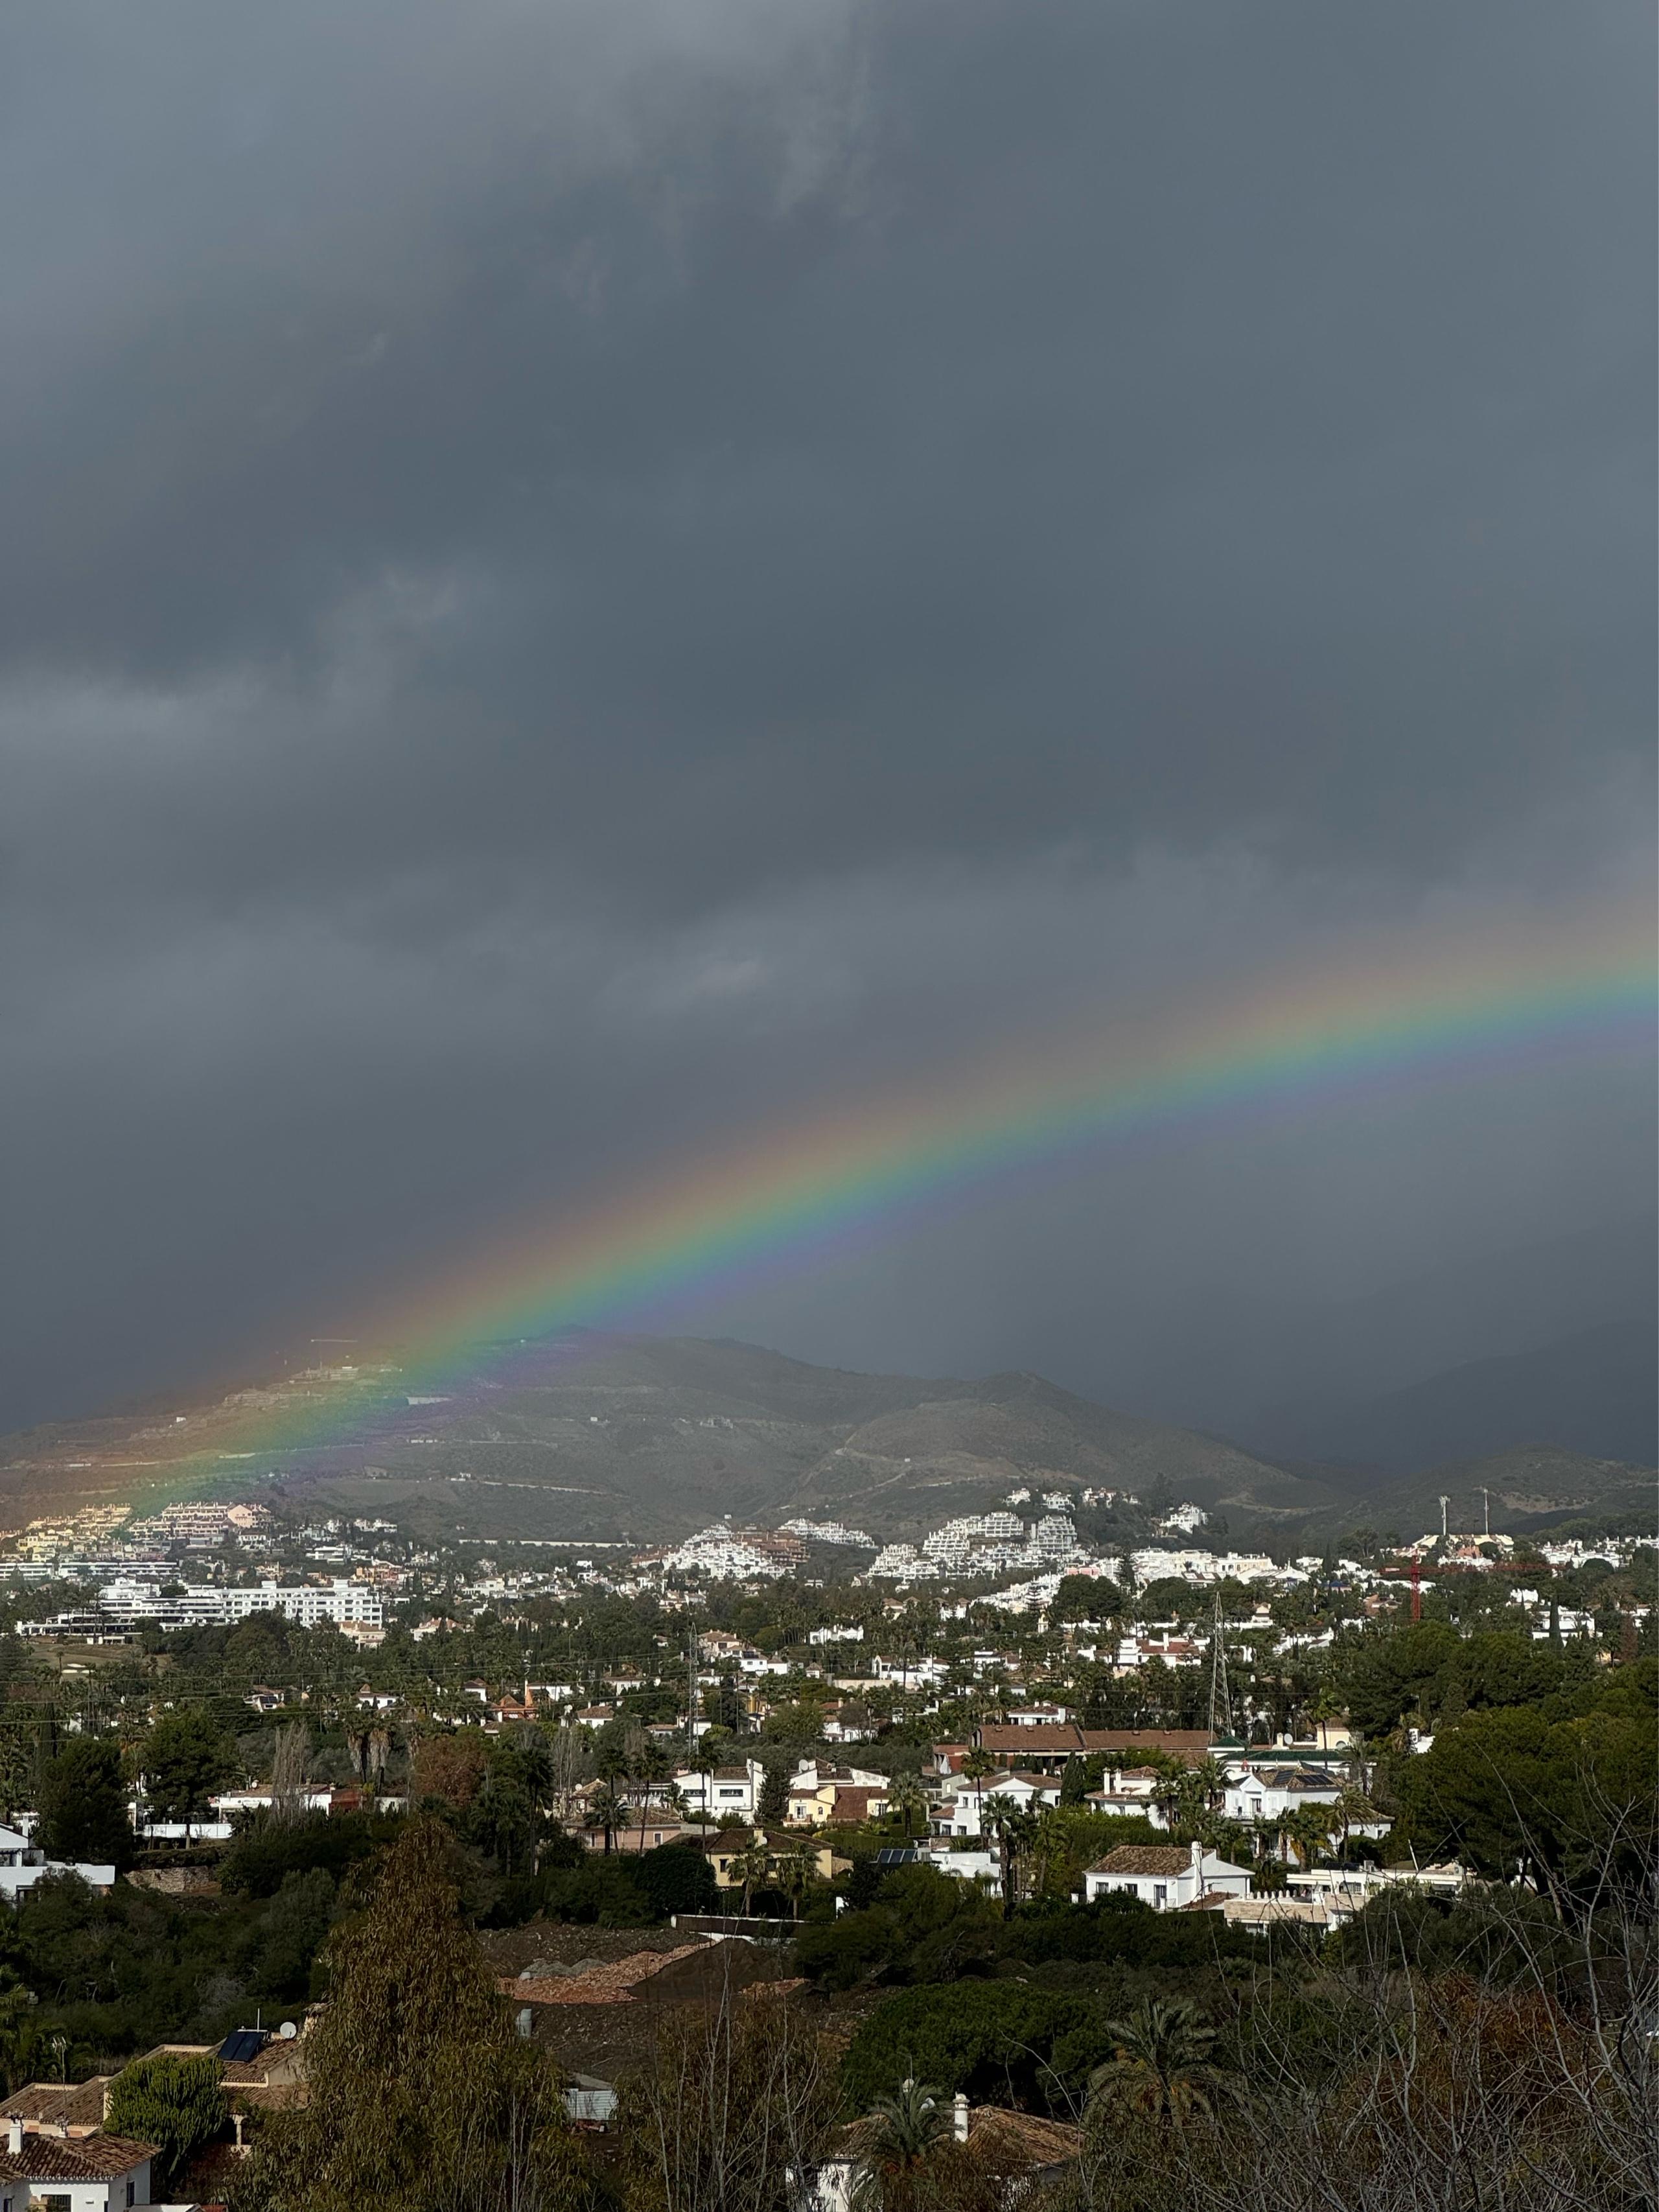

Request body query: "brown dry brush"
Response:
[1060, 1829, 1658, 2212]
[618, 1988, 841, 2212]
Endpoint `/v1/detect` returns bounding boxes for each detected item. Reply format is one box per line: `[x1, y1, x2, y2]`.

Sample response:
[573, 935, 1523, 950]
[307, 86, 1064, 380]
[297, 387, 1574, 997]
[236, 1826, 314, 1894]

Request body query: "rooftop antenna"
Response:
[1207, 1592, 1232, 1739]
[1438, 1495, 1450, 1544]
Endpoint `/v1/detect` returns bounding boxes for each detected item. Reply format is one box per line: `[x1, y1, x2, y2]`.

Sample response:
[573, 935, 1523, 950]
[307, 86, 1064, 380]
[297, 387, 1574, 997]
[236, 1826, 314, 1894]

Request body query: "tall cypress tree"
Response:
[233, 1819, 591, 2212]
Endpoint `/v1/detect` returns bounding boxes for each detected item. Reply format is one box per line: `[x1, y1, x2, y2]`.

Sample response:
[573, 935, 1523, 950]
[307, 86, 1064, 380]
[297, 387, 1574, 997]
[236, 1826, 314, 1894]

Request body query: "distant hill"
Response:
[1245, 1316, 1657, 1474]
[0, 1333, 1326, 1546]
[1309, 1446, 1657, 1543]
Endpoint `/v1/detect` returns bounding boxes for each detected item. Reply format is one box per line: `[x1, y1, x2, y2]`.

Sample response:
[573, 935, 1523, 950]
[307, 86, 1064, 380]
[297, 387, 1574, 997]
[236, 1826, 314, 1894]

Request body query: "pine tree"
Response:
[231, 1818, 587, 2212]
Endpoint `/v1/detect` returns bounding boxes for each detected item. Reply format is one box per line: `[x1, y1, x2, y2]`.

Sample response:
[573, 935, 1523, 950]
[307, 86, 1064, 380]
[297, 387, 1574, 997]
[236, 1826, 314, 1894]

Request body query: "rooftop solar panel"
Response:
[219, 2029, 268, 2063]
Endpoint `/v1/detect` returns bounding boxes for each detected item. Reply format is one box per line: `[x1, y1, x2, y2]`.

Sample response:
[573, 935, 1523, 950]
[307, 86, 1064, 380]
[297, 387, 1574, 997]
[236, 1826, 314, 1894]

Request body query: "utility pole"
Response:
[1207, 1592, 1232, 1740]
[1438, 1495, 1450, 1544]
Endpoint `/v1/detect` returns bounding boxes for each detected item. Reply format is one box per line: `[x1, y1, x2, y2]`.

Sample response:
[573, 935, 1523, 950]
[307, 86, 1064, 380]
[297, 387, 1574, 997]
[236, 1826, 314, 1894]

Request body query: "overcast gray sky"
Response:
[6, 0, 1654, 1436]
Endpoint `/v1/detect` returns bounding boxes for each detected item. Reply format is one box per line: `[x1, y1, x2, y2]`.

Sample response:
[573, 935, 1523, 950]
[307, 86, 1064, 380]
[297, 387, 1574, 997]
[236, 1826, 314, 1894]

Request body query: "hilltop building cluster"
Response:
[868, 1510, 1085, 1580]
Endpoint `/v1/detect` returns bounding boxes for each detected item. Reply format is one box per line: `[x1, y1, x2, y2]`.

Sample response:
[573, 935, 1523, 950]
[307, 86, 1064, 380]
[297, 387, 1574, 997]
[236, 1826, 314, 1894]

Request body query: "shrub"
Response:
[105, 2053, 227, 2189]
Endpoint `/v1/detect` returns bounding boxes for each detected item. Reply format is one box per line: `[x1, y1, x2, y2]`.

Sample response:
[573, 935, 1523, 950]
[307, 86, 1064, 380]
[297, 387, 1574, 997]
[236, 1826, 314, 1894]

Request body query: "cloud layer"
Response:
[6, 1, 1653, 1431]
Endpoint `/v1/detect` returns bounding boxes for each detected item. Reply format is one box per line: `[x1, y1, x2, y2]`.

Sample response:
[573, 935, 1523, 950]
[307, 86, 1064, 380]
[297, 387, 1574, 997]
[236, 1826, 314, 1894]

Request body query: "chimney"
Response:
[952, 2093, 969, 2143]
[6, 2116, 21, 2156]
[1190, 1837, 1204, 1893]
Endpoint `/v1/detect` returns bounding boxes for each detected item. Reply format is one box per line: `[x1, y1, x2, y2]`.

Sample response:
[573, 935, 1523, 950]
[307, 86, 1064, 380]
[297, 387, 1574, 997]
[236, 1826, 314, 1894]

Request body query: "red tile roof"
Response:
[502, 1946, 707, 2006]
[1090, 1845, 1192, 1875]
[0, 2078, 112, 2133]
[0, 2131, 155, 2180]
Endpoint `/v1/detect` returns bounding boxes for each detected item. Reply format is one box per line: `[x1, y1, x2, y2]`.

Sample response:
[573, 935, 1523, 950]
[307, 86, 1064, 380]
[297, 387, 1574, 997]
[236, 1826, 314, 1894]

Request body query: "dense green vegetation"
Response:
[0, 1538, 1645, 2212]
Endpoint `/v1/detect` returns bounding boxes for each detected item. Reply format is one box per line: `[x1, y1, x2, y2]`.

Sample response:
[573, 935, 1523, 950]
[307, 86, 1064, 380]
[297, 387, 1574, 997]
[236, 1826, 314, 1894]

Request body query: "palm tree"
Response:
[958, 1749, 995, 1832]
[587, 1780, 625, 1856]
[980, 1794, 1033, 1918]
[772, 1838, 815, 1919]
[1192, 1756, 1227, 1813]
[888, 1774, 927, 1841]
[730, 1837, 772, 1915]
[852, 2078, 954, 2211]
[1334, 1782, 1376, 1854]
[1280, 1804, 1334, 1869]
[634, 1741, 671, 1852]
[1088, 1998, 1231, 2133]
[1150, 1769, 1187, 1835]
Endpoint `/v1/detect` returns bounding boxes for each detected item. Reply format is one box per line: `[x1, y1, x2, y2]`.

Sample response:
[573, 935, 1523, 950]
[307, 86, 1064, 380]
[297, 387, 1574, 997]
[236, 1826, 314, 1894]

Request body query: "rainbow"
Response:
[145, 894, 1656, 1489]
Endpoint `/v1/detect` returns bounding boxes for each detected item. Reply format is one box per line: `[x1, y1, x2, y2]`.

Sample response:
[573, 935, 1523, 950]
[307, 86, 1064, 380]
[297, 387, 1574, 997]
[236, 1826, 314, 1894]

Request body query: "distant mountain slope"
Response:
[1310, 1446, 1656, 1542]
[0, 1333, 1319, 1544]
[779, 1368, 1337, 1531]
[1246, 1317, 1658, 1474]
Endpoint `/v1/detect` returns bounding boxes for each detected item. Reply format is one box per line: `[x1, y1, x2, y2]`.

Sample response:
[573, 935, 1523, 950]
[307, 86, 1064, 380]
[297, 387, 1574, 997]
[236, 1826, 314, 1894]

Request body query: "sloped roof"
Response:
[502, 1945, 708, 2006]
[830, 2108, 1082, 2173]
[1091, 1846, 1192, 1876]
[1220, 1896, 1331, 1926]
[137, 2038, 307, 2091]
[975, 1725, 1082, 1752]
[0, 2130, 156, 2179]
[1079, 1729, 1215, 1764]
[0, 2078, 112, 2132]
[968, 2108, 1083, 2167]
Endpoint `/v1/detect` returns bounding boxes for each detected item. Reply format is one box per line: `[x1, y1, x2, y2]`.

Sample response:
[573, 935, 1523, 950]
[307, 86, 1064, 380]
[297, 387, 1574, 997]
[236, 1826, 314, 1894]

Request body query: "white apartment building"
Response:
[673, 1758, 767, 1817]
[180, 1579, 384, 1628]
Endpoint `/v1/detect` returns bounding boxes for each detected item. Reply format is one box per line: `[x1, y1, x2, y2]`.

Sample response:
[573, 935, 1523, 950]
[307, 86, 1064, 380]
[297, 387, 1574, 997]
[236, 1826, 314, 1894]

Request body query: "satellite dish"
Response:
[277, 2021, 299, 2041]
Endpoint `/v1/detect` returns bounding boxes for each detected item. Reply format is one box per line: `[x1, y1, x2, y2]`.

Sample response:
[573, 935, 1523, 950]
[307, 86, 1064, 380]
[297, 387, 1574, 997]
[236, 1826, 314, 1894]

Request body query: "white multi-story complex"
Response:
[1155, 1504, 1209, 1536]
[128, 1578, 382, 1627]
[656, 1526, 793, 1580]
[868, 1543, 935, 1580]
[778, 1519, 876, 1548]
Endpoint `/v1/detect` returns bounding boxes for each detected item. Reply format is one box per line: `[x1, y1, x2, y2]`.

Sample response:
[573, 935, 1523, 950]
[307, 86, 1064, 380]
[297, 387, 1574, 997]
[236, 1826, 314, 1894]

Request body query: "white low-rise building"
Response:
[1082, 1841, 1251, 1911]
[1222, 1762, 1344, 1825]
[0, 2114, 154, 2212]
[1084, 1767, 1169, 1824]
[931, 1774, 1060, 1839]
[675, 1759, 766, 1818]
[0, 1826, 115, 1902]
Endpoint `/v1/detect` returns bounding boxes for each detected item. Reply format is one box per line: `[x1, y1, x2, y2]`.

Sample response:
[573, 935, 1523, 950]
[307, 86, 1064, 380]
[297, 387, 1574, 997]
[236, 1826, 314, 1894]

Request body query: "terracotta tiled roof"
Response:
[831, 2107, 1082, 2173]
[1079, 1729, 1215, 1765]
[136, 2040, 308, 2096]
[0, 2078, 113, 2133]
[502, 1945, 708, 2006]
[968, 2109, 1083, 2167]
[1091, 1845, 1192, 1875]
[975, 1725, 1082, 1754]
[0, 2131, 155, 2180]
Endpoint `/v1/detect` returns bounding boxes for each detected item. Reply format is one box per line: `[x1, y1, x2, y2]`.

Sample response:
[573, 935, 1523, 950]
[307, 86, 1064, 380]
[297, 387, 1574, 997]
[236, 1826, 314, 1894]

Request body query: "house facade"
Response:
[1082, 1841, 1251, 1910]
[0, 2117, 154, 2212]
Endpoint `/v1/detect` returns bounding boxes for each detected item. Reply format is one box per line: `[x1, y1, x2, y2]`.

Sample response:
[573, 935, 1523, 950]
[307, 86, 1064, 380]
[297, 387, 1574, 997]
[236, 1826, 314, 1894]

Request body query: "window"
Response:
[40, 2196, 70, 2212]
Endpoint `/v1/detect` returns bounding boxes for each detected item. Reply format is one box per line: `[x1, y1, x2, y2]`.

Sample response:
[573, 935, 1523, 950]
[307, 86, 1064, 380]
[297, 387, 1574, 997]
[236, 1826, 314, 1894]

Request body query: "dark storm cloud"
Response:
[4, 1, 1653, 1431]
